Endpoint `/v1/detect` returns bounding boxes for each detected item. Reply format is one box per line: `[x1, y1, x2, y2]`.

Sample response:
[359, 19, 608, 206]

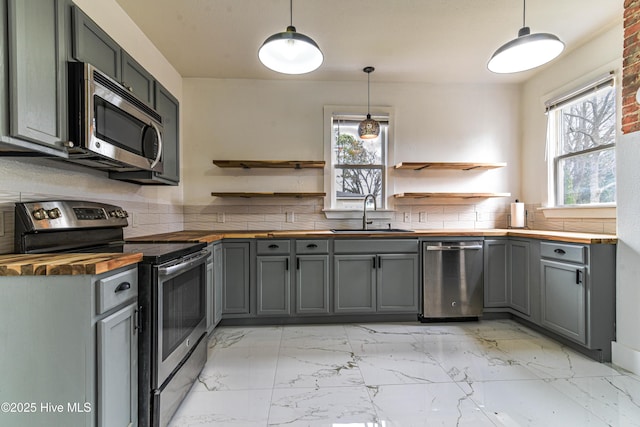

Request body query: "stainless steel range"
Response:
[15, 200, 208, 427]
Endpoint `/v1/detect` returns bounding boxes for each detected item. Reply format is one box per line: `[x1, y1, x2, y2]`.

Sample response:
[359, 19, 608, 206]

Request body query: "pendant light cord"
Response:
[367, 71, 371, 115]
[522, 0, 526, 27]
[290, 0, 293, 27]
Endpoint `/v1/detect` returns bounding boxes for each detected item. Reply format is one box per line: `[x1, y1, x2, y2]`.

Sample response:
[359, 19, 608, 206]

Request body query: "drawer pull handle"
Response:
[115, 282, 131, 293]
[554, 249, 566, 255]
[306, 243, 318, 249]
[268, 244, 279, 249]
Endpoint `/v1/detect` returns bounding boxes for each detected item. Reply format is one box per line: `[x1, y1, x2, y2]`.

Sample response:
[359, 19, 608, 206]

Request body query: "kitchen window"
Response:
[545, 74, 616, 208]
[323, 107, 393, 214]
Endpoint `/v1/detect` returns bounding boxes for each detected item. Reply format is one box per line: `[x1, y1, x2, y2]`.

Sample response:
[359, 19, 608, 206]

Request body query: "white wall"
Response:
[182, 78, 521, 208]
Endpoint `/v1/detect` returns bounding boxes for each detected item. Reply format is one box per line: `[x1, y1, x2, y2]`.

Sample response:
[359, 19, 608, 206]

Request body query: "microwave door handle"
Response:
[149, 121, 163, 170]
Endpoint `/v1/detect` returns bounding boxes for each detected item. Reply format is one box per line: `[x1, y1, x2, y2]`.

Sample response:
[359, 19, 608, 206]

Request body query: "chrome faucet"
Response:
[362, 194, 377, 230]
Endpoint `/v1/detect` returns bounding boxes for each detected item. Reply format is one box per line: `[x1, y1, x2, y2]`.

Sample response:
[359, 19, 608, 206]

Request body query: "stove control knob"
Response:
[47, 208, 62, 219]
[32, 208, 47, 220]
[108, 210, 117, 218]
[122, 210, 129, 218]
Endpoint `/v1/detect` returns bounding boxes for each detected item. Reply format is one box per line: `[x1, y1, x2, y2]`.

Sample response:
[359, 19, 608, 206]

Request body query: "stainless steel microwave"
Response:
[66, 62, 163, 172]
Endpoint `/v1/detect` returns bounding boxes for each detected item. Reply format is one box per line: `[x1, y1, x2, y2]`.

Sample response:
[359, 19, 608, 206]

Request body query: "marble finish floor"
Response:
[168, 320, 640, 426]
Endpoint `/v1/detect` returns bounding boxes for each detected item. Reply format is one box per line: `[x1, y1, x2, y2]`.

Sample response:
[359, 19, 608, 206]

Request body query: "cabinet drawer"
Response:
[540, 242, 586, 264]
[96, 267, 138, 314]
[257, 239, 291, 255]
[296, 239, 329, 254]
[334, 239, 418, 254]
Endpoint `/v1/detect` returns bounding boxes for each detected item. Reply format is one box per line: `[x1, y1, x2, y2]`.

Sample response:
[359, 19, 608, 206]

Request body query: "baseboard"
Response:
[612, 342, 640, 375]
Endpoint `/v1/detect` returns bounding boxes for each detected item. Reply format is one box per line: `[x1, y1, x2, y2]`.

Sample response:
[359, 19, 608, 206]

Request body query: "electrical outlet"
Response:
[418, 212, 426, 223]
[403, 212, 410, 223]
[130, 212, 138, 228]
[0, 212, 4, 236]
[286, 211, 295, 223]
[217, 212, 225, 223]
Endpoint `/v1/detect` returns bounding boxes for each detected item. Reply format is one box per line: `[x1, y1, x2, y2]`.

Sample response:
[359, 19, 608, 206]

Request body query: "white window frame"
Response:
[543, 72, 618, 218]
[323, 105, 395, 219]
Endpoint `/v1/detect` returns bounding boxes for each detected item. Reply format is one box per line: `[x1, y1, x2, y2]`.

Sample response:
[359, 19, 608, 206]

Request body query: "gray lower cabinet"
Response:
[541, 259, 586, 343]
[509, 240, 531, 316]
[295, 254, 330, 314]
[377, 254, 419, 312]
[334, 239, 419, 315]
[222, 241, 251, 315]
[483, 239, 508, 307]
[0, 0, 70, 156]
[205, 244, 215, 333]
[97, 302, 138, 427]
[213, 242, 223, 325]
[0, 265, 138, 427]
[334, 254, 376, 313]
[256, 255, 291, 315]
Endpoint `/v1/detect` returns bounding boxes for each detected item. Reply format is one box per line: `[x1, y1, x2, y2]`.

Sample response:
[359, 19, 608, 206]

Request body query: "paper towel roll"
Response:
[510, 202, 525, 228]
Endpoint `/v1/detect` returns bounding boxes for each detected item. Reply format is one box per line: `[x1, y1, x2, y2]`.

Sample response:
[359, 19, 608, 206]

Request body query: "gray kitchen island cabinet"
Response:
[333, 239, 419, 314]
[0, 0, 71, 156]
[0, 265, 139, 427]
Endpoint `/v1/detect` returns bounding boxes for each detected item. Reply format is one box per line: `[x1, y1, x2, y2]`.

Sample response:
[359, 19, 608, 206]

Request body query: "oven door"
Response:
[155, 249, 208, 387]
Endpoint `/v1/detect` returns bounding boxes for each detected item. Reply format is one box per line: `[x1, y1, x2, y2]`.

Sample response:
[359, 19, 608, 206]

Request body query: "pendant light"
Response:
[358, 66, 380, 140]
[258, 0, 323, 74]
[487, 0, 564, 74]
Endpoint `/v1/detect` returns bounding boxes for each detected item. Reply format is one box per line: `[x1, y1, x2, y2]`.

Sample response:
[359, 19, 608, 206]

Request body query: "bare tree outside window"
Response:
[554, 86, 616, 205]
[333, 117, 387, 208]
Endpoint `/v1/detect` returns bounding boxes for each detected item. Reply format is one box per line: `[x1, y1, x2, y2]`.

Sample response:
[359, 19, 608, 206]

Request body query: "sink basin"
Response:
[331, 228, 415, 233]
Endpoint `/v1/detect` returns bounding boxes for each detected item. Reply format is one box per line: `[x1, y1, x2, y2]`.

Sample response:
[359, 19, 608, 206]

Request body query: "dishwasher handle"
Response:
[426, 245, 483, 251]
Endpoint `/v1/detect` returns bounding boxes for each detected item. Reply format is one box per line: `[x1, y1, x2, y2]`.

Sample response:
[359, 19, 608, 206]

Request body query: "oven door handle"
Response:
[158, 250, 209, 277]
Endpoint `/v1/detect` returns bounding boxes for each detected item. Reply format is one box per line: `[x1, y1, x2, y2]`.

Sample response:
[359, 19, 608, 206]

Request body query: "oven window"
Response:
[94, 96, 145, 156]
[162, 265, 205, 360]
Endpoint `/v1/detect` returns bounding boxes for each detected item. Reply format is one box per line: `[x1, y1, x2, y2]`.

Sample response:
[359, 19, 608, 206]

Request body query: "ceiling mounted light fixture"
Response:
[358, 66, 380, 140]
[487, 0, 564, 74]
[258, 0, 323, 74]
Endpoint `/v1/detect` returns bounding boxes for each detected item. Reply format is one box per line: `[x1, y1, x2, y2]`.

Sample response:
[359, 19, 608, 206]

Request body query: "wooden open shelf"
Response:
[393, 192, 511, 199]
[394, 162, 506, 171]
[212, 160, 325, 169]
[211, 192, 326, 198]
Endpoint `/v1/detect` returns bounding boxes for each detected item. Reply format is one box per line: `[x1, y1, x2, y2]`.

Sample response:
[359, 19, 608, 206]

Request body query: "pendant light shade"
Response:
[358, 66, 380, 140]
[258, 0, 323, 74]
[488, 0, 564, 74]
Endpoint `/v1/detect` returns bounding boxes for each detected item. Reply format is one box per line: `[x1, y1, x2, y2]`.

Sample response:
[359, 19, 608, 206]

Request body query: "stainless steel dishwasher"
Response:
[421, 241, 484, 320]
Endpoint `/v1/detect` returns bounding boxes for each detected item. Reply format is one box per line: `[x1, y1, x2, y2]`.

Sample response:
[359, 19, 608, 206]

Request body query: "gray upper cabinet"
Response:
[122, 51, 154, 106]
[71, 5, 120, 81]
[71, 6, 154, 107]
[0, 0, 69, 155]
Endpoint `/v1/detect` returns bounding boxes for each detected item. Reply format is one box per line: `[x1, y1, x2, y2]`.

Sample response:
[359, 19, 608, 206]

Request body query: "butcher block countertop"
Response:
[0, 253, 143, 276]
[130, 229, 617, 245]
[0, 229, 616, 276]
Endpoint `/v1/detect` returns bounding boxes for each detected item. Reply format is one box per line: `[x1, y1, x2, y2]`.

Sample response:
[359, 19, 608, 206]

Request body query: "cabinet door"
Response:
[97, 302, 138, 427]
[334, 255, 376, 313]
[484, 240, 508, 307]
[122, 51, 154, 106]
[377, 254, 419, 312]
[509, 240, 531, 315]
[8, 0, 68, 148]
[256, 256, 291, 315]
[153, 83, 180, 184]
[540, 259, 586, 344]
[72, 5, 121, 80]
[222, 242, 250, 314]
[213, 243, 223, 325]
[206, 250, 214, 333]
[296, 255, 330, 314]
